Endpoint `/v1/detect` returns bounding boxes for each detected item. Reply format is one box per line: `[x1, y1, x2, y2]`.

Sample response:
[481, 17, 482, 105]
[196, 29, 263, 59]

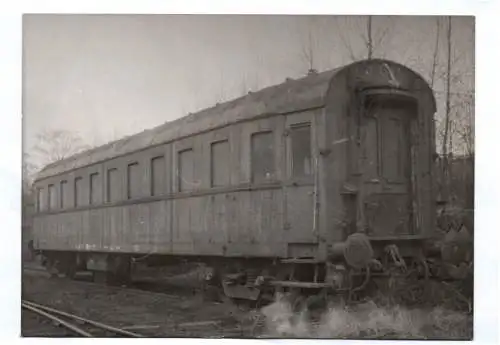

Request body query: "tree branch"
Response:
[335, 18, 358, 61]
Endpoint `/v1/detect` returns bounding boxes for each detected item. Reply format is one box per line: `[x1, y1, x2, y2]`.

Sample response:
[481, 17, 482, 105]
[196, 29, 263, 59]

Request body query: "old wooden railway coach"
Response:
[33, 59, 437, 298]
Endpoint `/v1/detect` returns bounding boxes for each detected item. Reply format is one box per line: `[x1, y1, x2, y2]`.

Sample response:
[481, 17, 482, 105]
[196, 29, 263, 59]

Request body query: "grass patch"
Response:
[259, 296, 472, 339]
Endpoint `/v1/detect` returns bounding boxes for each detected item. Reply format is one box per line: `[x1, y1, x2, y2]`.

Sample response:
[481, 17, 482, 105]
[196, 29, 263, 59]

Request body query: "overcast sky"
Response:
[22, 14, 474, 161]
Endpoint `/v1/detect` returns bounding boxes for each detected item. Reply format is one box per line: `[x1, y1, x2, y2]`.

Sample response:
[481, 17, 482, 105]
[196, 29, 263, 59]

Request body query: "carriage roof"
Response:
[35, 59, 433, 181]
[36, 69, 339, 180]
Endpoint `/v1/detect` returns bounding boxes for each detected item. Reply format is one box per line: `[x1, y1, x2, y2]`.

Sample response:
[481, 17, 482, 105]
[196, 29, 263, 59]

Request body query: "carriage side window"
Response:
[211, 140, 230, 187]
[151, 156, 166, 196]
[251, 131, 275, 183]
[290, 123, 312, 178]
[74, 177, 84, 207]
[48, 184, 57, 210]
[107, 168, 120, 202]
[60, 180, 68, 209]
[37, 188, 45, 212]
[127, 162, 141, 199]
[89, 172, 102, 205]
[178, 148, 194, 192]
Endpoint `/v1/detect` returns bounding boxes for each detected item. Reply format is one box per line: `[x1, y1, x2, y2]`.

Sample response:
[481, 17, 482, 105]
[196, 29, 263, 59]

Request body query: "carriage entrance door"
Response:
[361, 93, 416, 237]
[283, 112, 318, 249]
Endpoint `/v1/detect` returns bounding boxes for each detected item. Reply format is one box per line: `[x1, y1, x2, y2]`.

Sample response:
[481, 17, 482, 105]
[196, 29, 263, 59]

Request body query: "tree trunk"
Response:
[430, 17, 440, 88]
[367, 16, 373, 59]
[442, 16, 452, 202]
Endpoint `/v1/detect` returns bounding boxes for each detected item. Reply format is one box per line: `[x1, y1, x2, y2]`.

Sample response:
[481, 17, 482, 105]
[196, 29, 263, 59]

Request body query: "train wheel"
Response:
[202, 284, 224, 302]
[111, 255, 132, 285]
[276, 287, 303, 312]
[303, 291, 329, 312]
[63, 264, 76, 279]
[200, 266, 227, 303]
[60, 256, 77, 280]
[273, 266, 294, 297]
[93, 271, 109, 284]
[45, 258, 59, 278]
[292, 293, 307, 313]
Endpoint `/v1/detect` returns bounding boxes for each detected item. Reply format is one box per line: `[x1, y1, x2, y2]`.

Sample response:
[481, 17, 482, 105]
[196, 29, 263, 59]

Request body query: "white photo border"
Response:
[1, 1, 497, 345]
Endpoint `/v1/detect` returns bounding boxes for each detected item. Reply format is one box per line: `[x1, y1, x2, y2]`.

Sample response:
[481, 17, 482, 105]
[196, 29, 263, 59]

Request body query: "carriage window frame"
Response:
[289, 122, 313, 180]
[178, 148, 195, 192]
[48, 183, 57, 211]
[127, 162, 141, 200]
[210, 139, 230, 188]
[60, 180, 68, 209]
[74, 176, 84, 207]
[89, 172, 101, 205]
[37, 187, 44, 212]
[106, 168, 120, 203]
[251, 130, 275, 184]
[150, 155, 166, 196]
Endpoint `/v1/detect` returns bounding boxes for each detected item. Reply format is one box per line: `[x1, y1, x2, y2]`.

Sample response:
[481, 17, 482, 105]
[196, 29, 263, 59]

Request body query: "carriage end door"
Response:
[361, 92, 416, 237]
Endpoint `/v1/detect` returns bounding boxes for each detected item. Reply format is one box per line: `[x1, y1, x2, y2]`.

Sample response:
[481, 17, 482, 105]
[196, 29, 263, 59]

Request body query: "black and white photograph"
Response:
[10, 8, 485, 341]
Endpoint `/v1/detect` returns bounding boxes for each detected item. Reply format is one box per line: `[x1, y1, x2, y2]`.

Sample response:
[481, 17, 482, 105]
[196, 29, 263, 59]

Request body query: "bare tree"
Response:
[301, 30, 316, 72]
[336, 16, 392, 62]
[367, 16, 373, 60]
[436, 16, 453, 201]
[425, 16, 473, 158]
[292, 16, 323, 74]
[300, 17, 319, 72]
[422, 16, 474, 212]
[429, 17, 441, 88]
[22, 153, 37, 197]
[213, 70, 229, 104]
[438, 17, 475, 201]
[445, 91, 474, 158]
[335, 18, 357, 61]
[456, 94, 475, 156]
[30, 129, 91, 169]
[239, 73, 260, 96]
[442, 17, 453, 160]
[22, 129, 91, 222]
[213, 68, 262, 106]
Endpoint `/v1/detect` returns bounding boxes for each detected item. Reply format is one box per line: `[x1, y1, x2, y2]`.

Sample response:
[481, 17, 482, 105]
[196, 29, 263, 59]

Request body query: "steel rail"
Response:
[22, 300, 144, 337]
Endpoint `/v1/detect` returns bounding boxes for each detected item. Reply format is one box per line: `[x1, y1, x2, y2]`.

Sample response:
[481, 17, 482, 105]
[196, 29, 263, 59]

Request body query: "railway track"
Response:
[22, 266, 261, 337]
[22, 299, 145, 337]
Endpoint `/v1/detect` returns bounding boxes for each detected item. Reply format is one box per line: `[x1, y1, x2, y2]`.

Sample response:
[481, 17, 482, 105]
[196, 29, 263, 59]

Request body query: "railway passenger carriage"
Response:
[33, 59, 437, 301]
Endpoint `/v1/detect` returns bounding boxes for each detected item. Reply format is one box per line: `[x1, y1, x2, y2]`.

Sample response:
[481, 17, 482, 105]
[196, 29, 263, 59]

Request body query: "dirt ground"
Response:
[22, 271, 258, 338]
[22, 266, 472, 339]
